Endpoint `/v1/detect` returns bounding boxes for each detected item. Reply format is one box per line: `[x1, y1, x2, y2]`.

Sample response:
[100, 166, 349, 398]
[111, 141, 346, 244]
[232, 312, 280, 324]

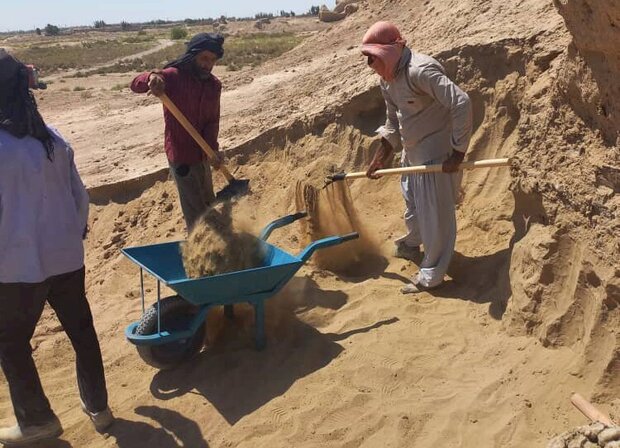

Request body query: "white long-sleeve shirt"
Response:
[0, 126, 89, 283]
[378, 50, 473, 166]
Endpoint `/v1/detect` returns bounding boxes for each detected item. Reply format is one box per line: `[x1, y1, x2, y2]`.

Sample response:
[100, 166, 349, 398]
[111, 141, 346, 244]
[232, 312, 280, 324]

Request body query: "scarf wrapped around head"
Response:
[361, 21, 407, 82]
[164, 33, 225, 69]
[0, 48, 54, 159]
[0, 49, 21, 85]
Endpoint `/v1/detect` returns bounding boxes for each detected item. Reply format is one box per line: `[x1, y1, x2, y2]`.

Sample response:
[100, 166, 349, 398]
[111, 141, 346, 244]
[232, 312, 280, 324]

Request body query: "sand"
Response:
[295, 180, 383, 276]
[0, 1, 618, 447]
[181, 203, 263, 279]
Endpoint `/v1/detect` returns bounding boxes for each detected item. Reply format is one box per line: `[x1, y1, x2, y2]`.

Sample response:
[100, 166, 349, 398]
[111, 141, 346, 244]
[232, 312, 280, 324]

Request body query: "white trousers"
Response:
[398, 158, 461, 288]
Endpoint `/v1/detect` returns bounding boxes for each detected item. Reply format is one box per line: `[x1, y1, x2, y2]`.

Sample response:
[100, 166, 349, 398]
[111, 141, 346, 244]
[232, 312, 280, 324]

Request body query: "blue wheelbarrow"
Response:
[121, 212, 359, 370]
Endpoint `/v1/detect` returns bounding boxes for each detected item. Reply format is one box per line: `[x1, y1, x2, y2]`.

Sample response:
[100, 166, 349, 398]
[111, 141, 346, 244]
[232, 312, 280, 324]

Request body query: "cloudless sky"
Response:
[0, 0, 333, 32]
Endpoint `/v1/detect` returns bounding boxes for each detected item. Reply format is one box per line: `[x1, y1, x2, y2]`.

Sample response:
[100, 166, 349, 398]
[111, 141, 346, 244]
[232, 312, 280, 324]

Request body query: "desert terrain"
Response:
[0, 1, 618, 447]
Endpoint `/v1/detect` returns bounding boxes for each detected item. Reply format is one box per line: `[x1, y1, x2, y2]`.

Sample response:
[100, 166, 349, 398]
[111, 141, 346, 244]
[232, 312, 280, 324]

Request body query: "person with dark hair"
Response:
[131, 33, 225, 231]
[361, 22, 473, 294]
[0, 49, 112, 446]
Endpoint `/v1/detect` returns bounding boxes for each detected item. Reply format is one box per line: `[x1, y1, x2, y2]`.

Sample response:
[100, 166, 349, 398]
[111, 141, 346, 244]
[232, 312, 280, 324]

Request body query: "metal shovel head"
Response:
[323, 172, 346, 188]
[327, 172, 347, 182]
[215, 178, 250, 202]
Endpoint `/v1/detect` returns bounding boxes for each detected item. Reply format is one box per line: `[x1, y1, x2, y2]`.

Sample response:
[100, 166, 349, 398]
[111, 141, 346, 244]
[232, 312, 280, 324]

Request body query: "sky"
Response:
[0, 0, 330, 32]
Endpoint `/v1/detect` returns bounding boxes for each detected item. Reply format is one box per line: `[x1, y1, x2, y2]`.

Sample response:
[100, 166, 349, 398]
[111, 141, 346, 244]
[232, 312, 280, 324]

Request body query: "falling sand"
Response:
[181, 203, 264, 279]
[295, 180, 382, 275]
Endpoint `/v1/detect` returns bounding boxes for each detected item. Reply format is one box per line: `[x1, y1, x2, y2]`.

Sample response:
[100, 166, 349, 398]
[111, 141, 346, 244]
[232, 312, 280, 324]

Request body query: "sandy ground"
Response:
[0, 2, 618, 447]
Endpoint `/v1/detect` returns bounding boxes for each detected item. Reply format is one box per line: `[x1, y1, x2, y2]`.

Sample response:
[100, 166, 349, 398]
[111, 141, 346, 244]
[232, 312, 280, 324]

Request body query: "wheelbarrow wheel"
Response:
[134, 295, 206, 370]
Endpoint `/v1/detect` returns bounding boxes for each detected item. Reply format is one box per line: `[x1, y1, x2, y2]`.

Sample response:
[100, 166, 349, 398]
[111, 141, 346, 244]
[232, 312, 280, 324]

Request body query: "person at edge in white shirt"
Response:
[361, 21, 473, 294]
[0, 48, 113, 446]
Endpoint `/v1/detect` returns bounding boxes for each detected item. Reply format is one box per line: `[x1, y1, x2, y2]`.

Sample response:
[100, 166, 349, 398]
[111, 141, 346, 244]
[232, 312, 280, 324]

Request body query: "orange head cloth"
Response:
[361, 21, 406, 82]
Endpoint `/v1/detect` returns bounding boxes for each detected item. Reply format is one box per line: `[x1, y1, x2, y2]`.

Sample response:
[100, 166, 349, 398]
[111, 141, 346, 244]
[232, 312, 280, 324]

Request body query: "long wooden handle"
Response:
[344, 158, 511, 180]
[159, 93, 235, 182]
[571, 393, 615, 426]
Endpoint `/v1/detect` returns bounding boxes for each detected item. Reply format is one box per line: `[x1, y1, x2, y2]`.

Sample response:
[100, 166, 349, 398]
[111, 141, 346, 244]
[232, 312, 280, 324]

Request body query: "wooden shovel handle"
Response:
[571, 393, 615, 426]
[159, 93, 235, 182]
[344, 158, 511, 180]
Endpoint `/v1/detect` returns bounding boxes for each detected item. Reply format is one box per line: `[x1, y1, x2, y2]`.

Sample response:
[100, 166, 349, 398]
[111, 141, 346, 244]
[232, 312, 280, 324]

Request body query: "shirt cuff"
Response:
[376, 126, 401, 150]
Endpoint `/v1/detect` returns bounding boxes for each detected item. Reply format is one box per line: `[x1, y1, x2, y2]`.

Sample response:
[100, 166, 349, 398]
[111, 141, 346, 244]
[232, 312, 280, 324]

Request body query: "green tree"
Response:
[170, 27, 188, 40]
[44, 24, 60, 36]
[94, 20, 106, 29]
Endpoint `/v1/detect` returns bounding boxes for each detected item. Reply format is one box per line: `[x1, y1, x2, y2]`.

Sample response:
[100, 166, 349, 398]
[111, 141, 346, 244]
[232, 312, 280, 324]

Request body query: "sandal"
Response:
[401, 280, 437, 294]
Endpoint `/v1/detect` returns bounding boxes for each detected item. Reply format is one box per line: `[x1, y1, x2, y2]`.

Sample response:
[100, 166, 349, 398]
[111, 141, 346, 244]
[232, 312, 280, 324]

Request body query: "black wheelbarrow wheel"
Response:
[134, 295, 206, 370]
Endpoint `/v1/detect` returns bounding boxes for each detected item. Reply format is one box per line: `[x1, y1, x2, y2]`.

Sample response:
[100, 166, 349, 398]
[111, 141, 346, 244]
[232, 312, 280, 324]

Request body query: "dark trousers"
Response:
[0, 267, 108, 427]
[169, 160, 215, 232]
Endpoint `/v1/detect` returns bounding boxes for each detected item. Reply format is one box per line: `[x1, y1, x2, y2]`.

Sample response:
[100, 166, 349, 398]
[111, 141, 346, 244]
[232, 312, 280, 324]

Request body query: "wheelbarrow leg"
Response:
[224, 304, 234, 320]
[254, 301, 266, 350]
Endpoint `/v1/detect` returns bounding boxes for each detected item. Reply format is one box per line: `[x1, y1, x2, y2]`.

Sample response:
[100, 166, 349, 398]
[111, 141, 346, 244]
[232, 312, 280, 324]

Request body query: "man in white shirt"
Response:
[362, 22, 473, 293]
[0, 49, 113, 446]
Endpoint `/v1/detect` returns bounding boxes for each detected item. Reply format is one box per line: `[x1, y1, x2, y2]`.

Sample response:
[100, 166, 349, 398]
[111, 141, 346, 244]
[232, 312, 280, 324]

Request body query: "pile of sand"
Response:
[181, 203, 264, 278]
[548, 422, 620, 448]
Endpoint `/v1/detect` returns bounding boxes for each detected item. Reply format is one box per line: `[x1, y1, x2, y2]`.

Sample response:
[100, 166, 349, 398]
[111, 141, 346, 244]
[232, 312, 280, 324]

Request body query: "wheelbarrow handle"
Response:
[298, 232, 360, 262]
[259, 212, 308, 241]
[340, 232, 359, 242]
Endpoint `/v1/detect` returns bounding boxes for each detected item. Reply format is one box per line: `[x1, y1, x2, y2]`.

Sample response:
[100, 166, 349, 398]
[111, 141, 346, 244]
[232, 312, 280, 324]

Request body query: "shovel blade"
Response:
[323, 172, 346, 189]
[215, 178, 250, 202]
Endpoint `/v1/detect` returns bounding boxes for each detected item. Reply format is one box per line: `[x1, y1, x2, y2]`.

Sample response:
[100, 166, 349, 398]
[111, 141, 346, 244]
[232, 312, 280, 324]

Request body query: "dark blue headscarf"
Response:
[164, 33, 225, 69]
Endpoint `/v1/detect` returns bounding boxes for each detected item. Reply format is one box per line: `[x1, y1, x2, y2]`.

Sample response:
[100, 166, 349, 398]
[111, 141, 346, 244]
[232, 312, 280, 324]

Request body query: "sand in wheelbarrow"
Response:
[295, 180, 382, 276]
[181, 203, 264, 279]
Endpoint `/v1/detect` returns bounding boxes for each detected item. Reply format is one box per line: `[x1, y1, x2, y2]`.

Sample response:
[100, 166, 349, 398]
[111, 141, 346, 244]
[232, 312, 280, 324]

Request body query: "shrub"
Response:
[170, 27, 188, 40]
[44, 24, 60, 36]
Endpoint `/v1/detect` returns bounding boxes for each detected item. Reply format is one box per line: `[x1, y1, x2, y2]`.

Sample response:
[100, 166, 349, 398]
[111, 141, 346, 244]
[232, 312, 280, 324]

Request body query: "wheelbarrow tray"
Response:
[121, 212, 358, 354]
[122, 240, 303, 306]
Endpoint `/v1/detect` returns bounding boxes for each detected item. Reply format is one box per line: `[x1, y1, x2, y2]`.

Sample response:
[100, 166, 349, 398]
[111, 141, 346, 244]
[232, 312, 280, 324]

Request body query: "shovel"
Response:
[326, 158, 511, 185]
[159, 93, 250, 202]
